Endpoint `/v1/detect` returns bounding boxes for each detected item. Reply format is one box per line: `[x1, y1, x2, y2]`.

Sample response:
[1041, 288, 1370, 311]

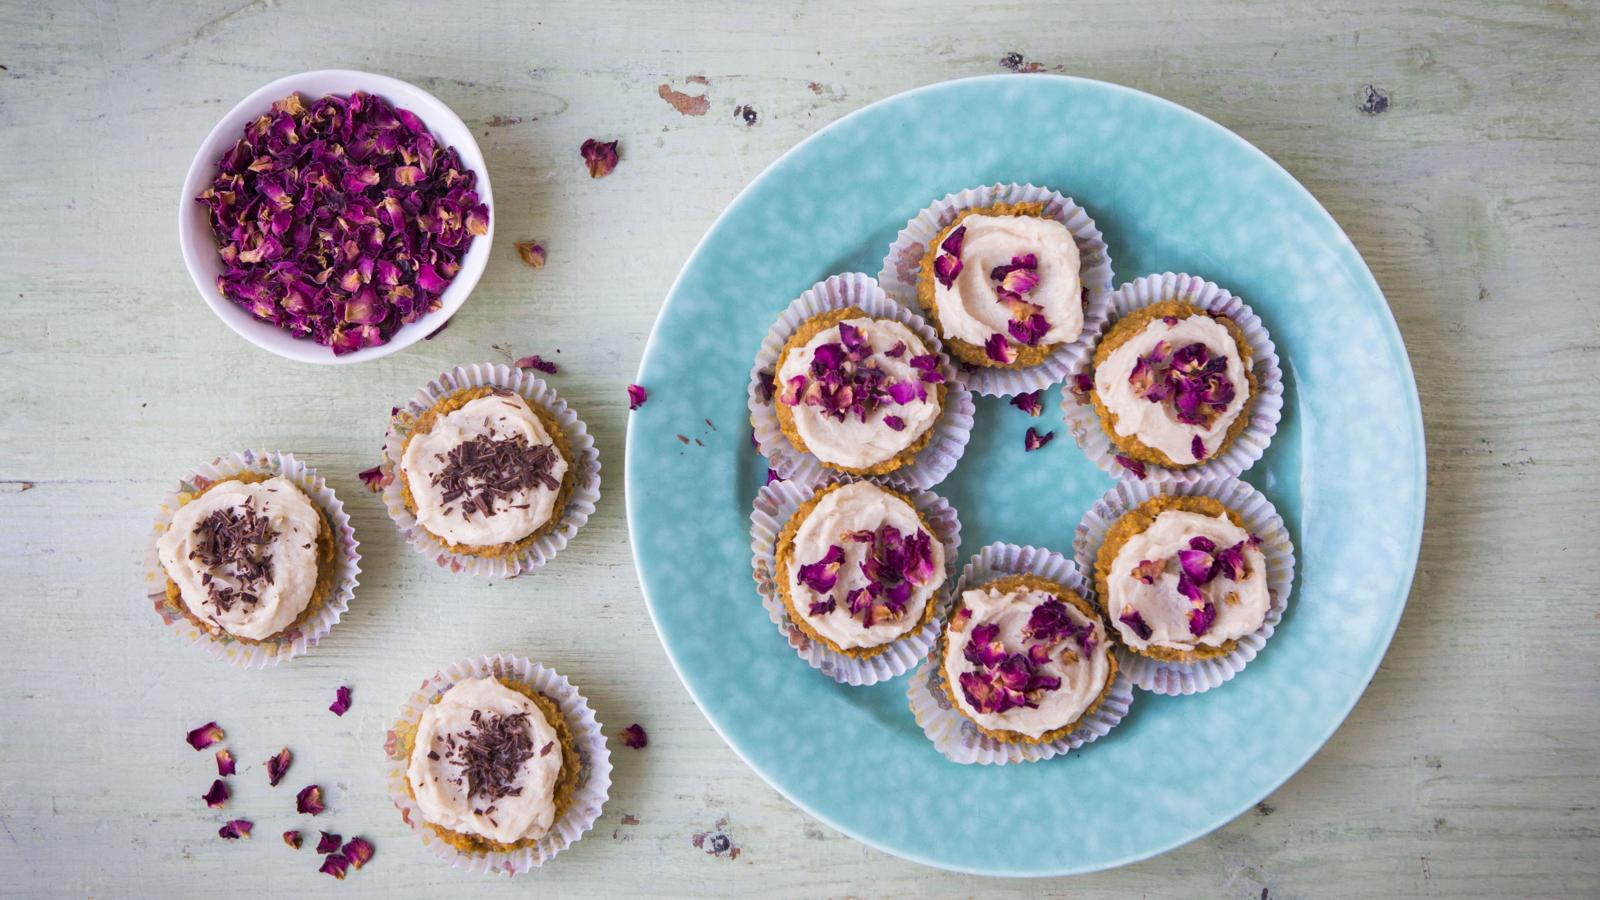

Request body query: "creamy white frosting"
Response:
[407, 677, 564, 845]
[776, 317, 941, 469]
[932, 214, 1083, 349]
[942, 585, 1112, 739]
[1094, 314, 1250, 463]
[156, 476, 322, 641]
[401, 393, 568, 546]
[1105, 509, 1270, 652]
[785, 481, 944, 650]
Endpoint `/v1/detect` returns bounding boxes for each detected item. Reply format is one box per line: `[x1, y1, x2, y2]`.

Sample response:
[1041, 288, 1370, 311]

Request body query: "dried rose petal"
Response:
[885, 340, 906, 358]
[885, 380, 924, 405]
[329, 685, 352, 717]
[764, 468, 780, 485]
[940, 225, 966, 257]
[215, 748, 236, 777]
[266, 747, 293, 786]
[933, 253, 963, 288]
[796, 544, 845, 593]
[283, 830, 303, 849]
[950, 606, 973, 632]
[202, 779, 229, 809]
[1114, 455, 1147, 479]
[1070, 371, 1093, 405]
[1178, 547, 1217, 583]
[1023, 427, 1054, 452]
[883, 415, 906, 432]
[808, 597, 836, 616]
[196, 92, 487, 356]
[963, 623, 1008, 668]
[514, 354, 558, 375]
[1176, 571, 1205, 605]
[1215, 542, 1249, 580]
[296, 784, 325, 815]
[908, 354, 945, 385]
[218, 819, 252, 840]
[1132, 559, 1164, 584]
[1009, 390, 1043, 416]
[1024, 598, 1077, 645]
[515, 241, 547, 268]
[186, 722, 224, 750]
[316, 831, 343, 854]
[1189, 600, 1217, 636]
[319, 853, 349, 880]
[627, 384, 649, 410]
[620, 723, 648, 749]
[357, 465, 391, 492]
[342, 836, 374, 869]
[580, 138, 620, 178]
[1119, 609, 1152, 641]
[1006, 312, 1051, 346]
[1191, 435, 1207, 461]
[984, 333, 1016, 364]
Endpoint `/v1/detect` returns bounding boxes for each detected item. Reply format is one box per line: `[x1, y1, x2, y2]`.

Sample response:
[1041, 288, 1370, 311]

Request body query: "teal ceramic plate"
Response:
[626, 75, 1424, 876]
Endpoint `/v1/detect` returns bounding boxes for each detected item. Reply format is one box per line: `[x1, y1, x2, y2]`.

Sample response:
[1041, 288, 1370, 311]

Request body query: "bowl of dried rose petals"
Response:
[179, 70, 493, 364]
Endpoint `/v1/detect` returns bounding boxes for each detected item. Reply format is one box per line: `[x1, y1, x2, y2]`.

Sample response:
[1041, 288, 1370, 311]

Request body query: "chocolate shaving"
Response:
[448, 710, 536, 802]
[431, 433, 560, 520]
[188, 498, 275, 614]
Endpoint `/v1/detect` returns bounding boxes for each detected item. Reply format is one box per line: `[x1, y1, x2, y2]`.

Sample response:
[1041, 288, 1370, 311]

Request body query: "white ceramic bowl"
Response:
[178, 70, 493, 365]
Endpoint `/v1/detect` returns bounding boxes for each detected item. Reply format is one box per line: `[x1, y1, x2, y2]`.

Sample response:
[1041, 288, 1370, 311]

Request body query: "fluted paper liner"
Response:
[1072, 475, 1296, 695]
[749, 477, 962, 685]
[380, 363, 600, 577]
[747, 272, 975, 491]
[383, 653, 612, 875]
[144, 449, 360, 669]
[1062, 272, 1283, 484]
[877, 182, 1115, 397]
[907, 542, 1133, 765]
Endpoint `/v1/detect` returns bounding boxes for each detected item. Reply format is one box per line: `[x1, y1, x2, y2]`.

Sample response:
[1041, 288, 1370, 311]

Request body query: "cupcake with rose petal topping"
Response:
[917, 202, 1087, 369]
[774, 480, 946, 658]
[1094, 494, 1269, 662]
[397, 387, 576, 558]
[403, 676, 579, 854]
[939, 574, 1116, 744]
[1090, 300, 1257, 469]
[773, 308, 947, 476]
[155, 473, 337, 643]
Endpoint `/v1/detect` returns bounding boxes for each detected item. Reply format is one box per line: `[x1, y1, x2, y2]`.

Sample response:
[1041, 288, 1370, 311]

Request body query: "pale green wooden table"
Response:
[2, 1, 1597, 897]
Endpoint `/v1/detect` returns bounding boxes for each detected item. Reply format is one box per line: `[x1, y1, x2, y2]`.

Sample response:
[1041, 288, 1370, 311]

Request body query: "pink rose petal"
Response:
[1008, 390, 1043, 417]
[620, 723, 648, 749]
[514, 354, 558, 375]
[283, 830, 303, 849]
[329, 685, 352, 717]
[316, 831, 343, 854]
[1023, 427, 1054, 452]
[296, 784, 325, 816]
[186, 722, 224, 751]
[342, 836, 374, 869]
[218, 819, 252, 840]
[266, 747, 293, 787]
[319, 854, 349, 880]
[627, 383, 649, 410]
[214, 748, 236, 777]
[580, 138, 619, 178]
[202, 779, 229, 809]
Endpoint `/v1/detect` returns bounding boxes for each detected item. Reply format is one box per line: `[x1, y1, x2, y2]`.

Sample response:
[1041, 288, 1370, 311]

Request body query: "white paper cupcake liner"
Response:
[1072, 475, 1296, 695]
[382, 653, 612, 876]
[380, 363, 601, 578]
[1062, 272, 1284, 484]
[906, 542, 1133, 765]
[747, 272, 975, 491]
[749, 477, 962, 686]
[143, 449, 361, 669]
[877, 183, 1115, 397]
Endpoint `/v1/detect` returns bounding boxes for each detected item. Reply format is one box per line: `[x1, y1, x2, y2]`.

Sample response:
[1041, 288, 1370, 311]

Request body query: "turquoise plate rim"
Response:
[625, 73, 1425, 876]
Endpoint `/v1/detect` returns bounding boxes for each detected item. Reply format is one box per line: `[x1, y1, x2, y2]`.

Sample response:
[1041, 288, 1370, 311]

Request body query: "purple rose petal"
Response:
[1189, 600, 1217, 636]
[214, 748, 236, 777]
[620, 723, 648, 749]
[984, 333, 1016, 365]
[1023, 427, 1054, 452]
[186, 722, 224, 751]
[580, 138, 620, 178]
[266, 747, 293, 787]
[342, 836, 374, 869]
[328, 685, 352, 717]
[316, 831, 343, 854]
[1009, 390, 1043, 416]
[1118, 609, 1153, 641]
[296, 784, 325, 816]
[627, 383, 649, 410]
[218, 819, 252, 840]
[202, 780, 229, 809]
[319, 853, 349, 880]
[514, 354, 558, 375]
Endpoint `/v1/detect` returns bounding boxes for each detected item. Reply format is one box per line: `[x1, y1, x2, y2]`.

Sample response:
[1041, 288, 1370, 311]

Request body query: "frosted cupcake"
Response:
[1094, 494, 1269, 662]
[918, 202, 1086, 369]
[155, 473, 335, 643]
[397, 388, 575, 558]
[775, 480, 945, 658]
[1090, 301, 1257, 470]
[773, 308, 947, 476]
[940, 574, 1117, 744]
[403, 676, 579, 853]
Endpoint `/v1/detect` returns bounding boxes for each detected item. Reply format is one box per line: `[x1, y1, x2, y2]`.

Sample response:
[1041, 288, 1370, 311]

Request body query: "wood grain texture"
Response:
[2, 0, 1598, 896]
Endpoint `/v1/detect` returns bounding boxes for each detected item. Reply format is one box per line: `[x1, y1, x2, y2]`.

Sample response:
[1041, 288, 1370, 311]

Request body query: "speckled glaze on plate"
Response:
[625, 74, 1424, 877]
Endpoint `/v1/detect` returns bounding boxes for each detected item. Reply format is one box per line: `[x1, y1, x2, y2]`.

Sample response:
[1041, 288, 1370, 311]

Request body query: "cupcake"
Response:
[1089, 300, 1257, 469]
[385, 655, 611, 874]
[774, 480, 946, 659]
[404, 676, 578, 852]
[397, 388, 575, 557]
[1094, 493, 1270, 662]
[772, 307, 947, 477]
[939, 573, 1117, 745]
[917, 201, 1088, 370]
[155, 471, 336, 644]
[381, 364, 600, 577]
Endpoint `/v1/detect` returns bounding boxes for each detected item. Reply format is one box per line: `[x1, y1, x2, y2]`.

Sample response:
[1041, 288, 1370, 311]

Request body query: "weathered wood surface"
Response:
[2, 0, 1597, 896]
